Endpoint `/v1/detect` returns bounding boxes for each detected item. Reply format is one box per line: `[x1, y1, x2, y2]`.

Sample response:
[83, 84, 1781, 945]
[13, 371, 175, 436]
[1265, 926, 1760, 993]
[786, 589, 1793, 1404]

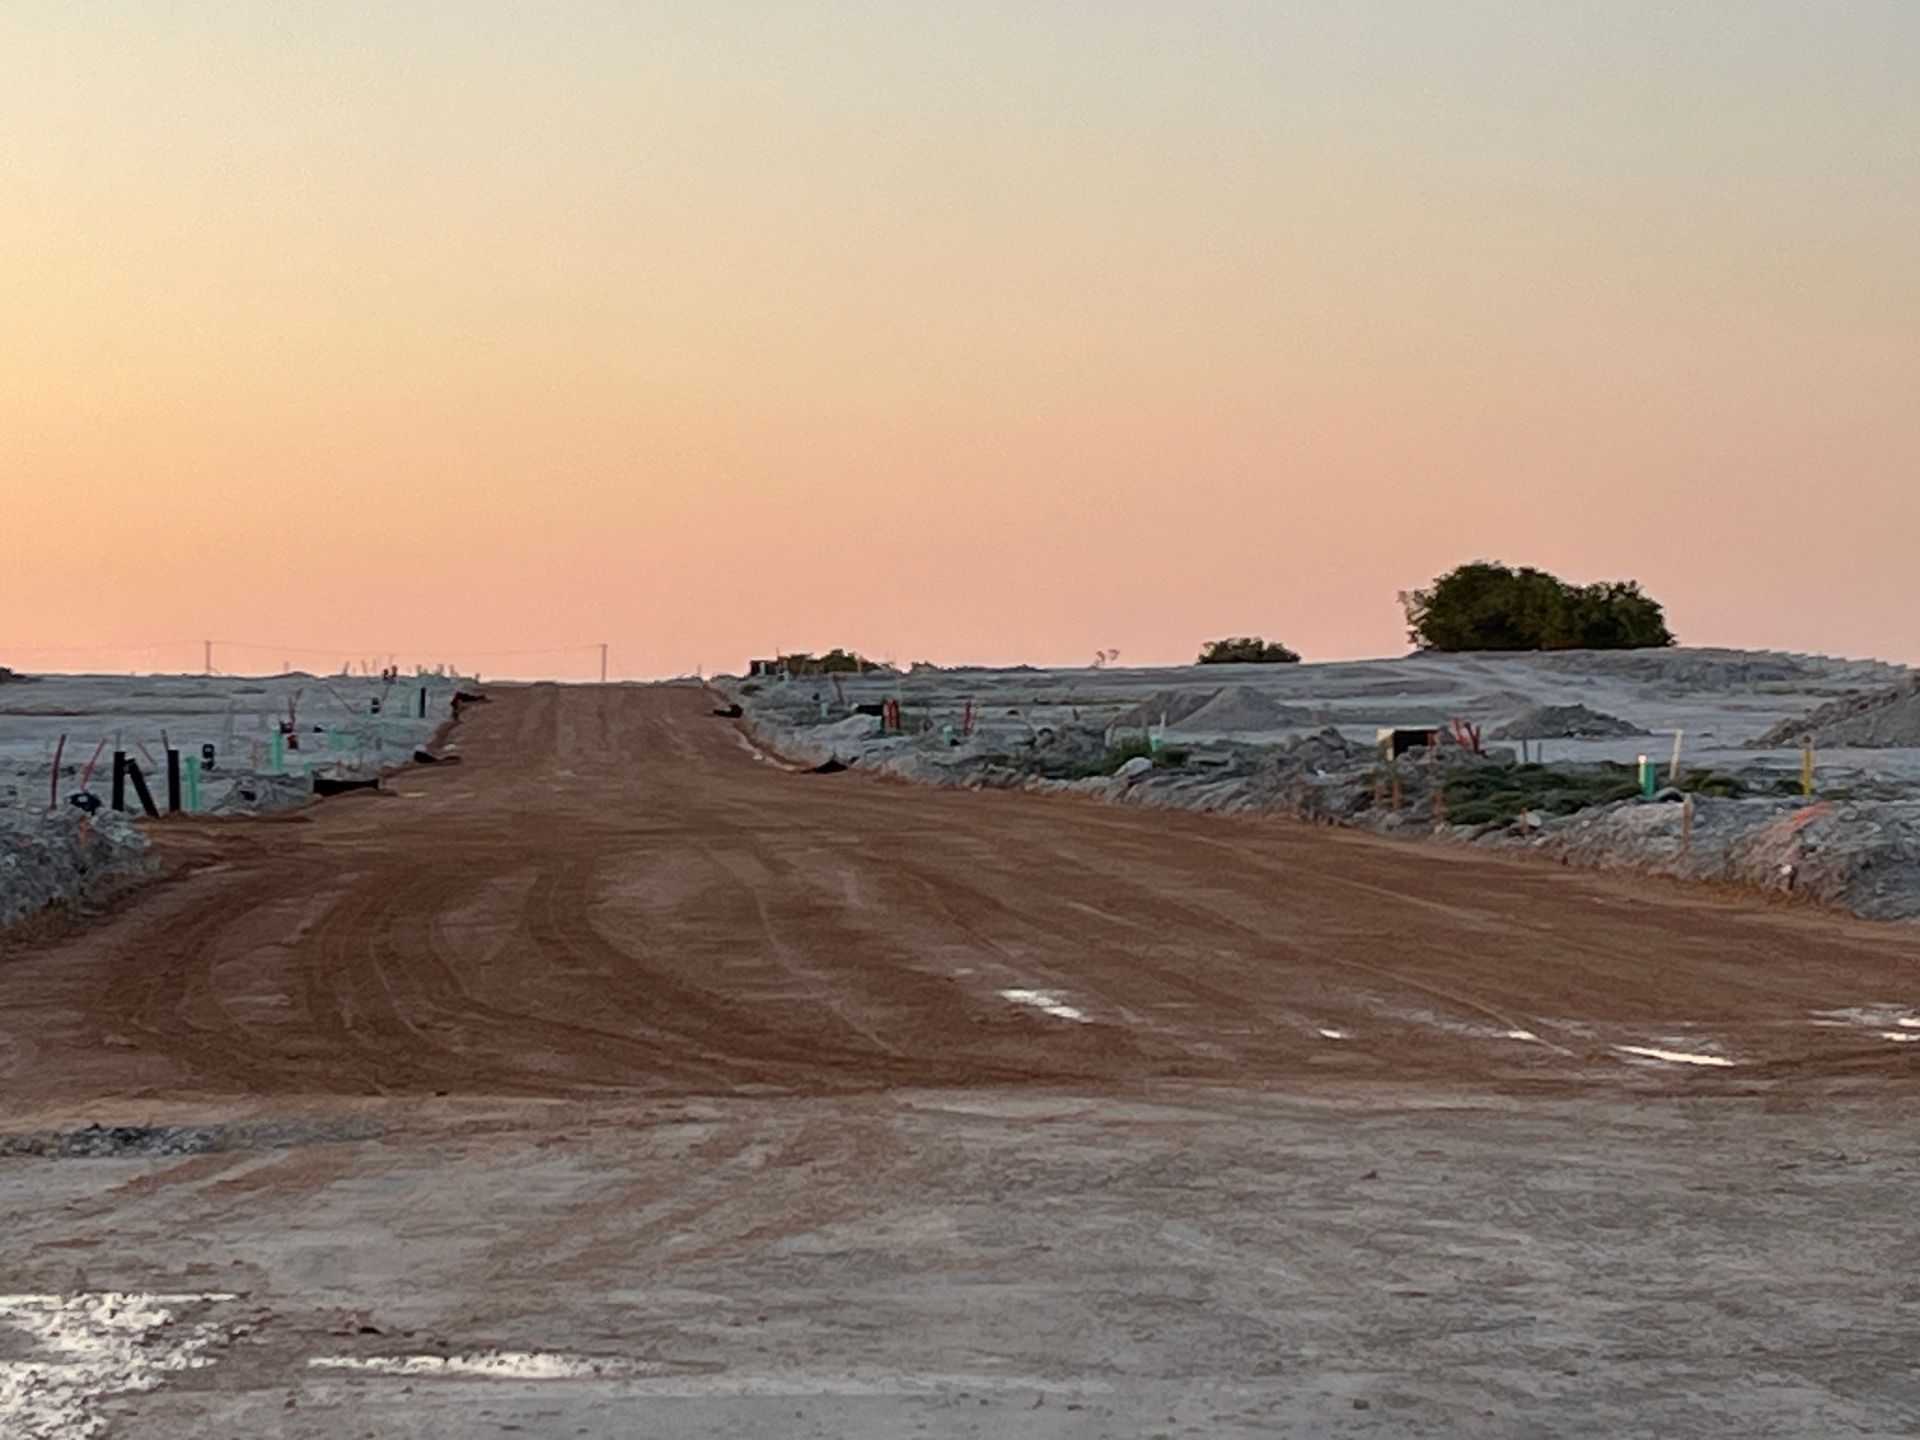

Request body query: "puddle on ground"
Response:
[998, 989, 1090, 1023]
[1316, 1027, 1350, 1041]
[1811, 1006, 1920, 1038]
[0, 1291, 236, 1439]
[307, 1358, 1109, 1397]
[1363, 1000, 1566, 1054]
[1613, 1044, 1736, 1068]
[309, 1350, 633, 1379]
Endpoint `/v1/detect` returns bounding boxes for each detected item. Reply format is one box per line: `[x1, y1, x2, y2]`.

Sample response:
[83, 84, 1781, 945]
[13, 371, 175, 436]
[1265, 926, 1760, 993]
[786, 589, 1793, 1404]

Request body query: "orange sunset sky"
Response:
[4, 3, 1915, 679]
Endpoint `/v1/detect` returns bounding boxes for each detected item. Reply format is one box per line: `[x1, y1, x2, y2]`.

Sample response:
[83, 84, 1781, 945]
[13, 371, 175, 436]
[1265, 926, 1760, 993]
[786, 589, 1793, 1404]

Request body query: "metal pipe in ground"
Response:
[125, 759, 160, 819]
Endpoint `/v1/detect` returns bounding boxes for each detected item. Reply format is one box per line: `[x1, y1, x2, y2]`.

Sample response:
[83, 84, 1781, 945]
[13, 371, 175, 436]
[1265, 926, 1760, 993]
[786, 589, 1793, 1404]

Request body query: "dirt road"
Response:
[5, 684, 1920, 1437]
[7, 683, 1920, 1104]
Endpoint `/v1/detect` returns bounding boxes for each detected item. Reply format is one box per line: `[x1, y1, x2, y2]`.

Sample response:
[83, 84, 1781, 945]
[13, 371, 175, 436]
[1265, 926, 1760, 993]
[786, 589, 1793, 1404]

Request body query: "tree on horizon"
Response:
[1403, 563, 1674, 652]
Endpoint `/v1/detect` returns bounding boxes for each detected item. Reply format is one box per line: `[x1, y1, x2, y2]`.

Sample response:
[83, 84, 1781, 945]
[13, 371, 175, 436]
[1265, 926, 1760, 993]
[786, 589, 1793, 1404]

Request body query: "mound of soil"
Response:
[1111, 690, 1214, 730]
[1751, 676, 1920, 749]
[1491, 704, 1646, 740]
[1175, 685, 1313, 734]
[1527, 649, 1823, 687]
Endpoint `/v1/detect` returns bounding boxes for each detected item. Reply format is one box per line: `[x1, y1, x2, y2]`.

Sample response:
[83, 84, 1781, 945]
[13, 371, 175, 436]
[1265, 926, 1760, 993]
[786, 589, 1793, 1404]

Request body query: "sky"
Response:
[3, 1, 1915, 678]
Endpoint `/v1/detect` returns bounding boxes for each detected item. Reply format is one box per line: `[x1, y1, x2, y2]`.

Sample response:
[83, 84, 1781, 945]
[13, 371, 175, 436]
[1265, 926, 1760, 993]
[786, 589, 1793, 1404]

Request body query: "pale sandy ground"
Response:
[770, 648, 1920, 783]
[6, 1091, 1917, 1439]
[0, 671, 467, 932]
[0, 672, 460, 809]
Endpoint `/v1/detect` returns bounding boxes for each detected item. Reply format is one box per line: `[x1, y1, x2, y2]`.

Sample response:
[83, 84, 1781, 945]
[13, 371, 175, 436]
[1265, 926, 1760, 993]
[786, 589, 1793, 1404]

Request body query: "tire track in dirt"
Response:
[5, 682, 1920, 1106]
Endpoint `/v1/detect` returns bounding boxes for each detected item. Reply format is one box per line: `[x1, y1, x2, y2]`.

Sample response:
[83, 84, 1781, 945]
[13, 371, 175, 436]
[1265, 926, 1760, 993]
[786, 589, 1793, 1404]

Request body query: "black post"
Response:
[111, 752, 127, 811]
[125, 760, 161, 820]
[165, 750, 182, 813]
[418, 686, 428, 718]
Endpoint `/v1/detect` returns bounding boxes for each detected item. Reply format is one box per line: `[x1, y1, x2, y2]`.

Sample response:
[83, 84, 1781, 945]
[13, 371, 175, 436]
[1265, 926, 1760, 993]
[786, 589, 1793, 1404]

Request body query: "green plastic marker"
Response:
[270, 732, 285, 774]
[183, 761, 200, 813]
[1639, 754, 1655, 798]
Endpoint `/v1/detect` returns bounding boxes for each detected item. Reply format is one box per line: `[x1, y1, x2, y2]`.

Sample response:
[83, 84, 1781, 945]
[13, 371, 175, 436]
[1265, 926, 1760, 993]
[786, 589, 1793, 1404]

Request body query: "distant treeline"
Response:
[777, 649, 880, 675]
[774, 562, 1673, 676]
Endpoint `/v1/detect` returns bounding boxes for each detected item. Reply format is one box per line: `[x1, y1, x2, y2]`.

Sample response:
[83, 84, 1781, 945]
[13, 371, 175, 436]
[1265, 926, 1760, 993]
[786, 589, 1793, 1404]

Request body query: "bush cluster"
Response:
[779, 648, 876, 675]
[1196, 637, 1300, 665]
[1403, 563, 1673, 652]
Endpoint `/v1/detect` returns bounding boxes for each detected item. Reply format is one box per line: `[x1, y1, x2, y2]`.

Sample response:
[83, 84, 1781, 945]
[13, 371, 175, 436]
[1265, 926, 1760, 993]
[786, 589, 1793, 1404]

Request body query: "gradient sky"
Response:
[4, 1, 1915, 678]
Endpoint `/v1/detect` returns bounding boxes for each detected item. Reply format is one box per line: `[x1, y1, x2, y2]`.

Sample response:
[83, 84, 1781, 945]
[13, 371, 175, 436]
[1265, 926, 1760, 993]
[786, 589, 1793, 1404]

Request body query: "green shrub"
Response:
[1403, 563, 1674, 652]
[1197, 636, 1300, 665]
[1442, 763, 1642, 826]
[779, 648, 876, 675]
[1677, 769, 1745, 798]
[1060, 736, 1190, 780]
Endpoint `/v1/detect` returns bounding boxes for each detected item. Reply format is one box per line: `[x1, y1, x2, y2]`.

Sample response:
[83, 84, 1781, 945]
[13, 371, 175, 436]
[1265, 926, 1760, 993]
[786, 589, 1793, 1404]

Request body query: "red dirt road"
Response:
[5, 682, 1920, 1106]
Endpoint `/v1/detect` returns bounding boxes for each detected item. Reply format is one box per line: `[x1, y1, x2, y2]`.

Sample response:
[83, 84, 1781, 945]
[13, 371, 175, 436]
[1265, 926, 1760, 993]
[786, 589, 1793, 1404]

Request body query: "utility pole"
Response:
[599, 643, 609, 684]
[203, 639, 212, 675]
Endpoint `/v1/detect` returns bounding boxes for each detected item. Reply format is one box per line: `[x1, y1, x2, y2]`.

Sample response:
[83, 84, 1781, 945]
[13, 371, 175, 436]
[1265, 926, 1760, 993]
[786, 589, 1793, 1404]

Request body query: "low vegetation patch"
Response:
[1055, 736, 1191, 780]
[1676, 769, 1746, 798]
[1442, 763, 1642, 827]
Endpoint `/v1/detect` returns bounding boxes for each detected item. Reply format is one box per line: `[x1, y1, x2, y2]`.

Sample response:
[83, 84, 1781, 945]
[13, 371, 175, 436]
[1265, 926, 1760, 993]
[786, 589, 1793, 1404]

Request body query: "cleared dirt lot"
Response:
[4, 684, 1919, 1437]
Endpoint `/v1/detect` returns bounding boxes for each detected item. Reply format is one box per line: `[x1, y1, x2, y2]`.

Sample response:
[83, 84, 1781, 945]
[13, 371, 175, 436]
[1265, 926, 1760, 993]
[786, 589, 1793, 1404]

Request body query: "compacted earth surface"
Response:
[4, 684, 1919, 1437]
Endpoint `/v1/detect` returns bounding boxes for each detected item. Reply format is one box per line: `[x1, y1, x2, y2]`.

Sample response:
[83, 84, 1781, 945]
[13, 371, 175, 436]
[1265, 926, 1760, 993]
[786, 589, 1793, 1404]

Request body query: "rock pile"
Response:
[1751, 676, 1920, 749]
[0, 808, 158, 932]
[1492, 704, 1645, 740]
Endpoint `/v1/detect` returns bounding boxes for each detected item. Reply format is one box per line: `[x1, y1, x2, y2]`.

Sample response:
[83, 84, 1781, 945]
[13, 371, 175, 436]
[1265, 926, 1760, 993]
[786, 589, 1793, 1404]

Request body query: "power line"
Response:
[206, 639, 604, 658]
[0, 640, 198, 655]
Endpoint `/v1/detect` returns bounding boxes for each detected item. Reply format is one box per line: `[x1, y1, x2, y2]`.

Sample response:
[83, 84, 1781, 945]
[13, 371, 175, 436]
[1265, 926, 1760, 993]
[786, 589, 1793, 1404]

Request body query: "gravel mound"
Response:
[209, 772, 313, 815]
[1492, 704, 1645, 740]
[1526, 648, 1873, 688]
[1750, 677, 1920, 749]
[1110, 689, 1214, 729]
[1172, 685, 1313, 734]
[0, 809, 158, 932]
[1535, 797, 1920, 923]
